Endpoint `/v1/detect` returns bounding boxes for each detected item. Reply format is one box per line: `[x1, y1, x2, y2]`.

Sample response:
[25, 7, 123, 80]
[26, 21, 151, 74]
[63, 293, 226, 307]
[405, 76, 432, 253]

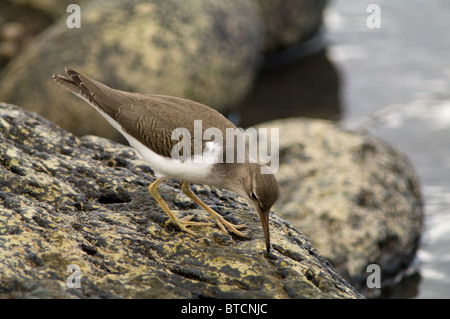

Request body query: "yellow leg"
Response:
[181, 181, 248, 238]
[148, 178, 213, 236]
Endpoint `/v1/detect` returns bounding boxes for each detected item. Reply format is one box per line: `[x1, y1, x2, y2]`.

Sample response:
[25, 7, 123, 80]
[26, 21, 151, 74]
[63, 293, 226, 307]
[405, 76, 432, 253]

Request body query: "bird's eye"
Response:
[251, 192, 258, 200]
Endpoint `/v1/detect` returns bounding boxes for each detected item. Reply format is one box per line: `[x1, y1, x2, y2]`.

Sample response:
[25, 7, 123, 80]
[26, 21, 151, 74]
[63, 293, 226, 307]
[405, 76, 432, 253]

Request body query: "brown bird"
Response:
[53, 67, 279, 252]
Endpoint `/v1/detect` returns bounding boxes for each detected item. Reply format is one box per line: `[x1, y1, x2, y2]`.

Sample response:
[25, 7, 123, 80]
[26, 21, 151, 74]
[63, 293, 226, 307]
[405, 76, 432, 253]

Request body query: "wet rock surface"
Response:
[0, 103, 362, 299]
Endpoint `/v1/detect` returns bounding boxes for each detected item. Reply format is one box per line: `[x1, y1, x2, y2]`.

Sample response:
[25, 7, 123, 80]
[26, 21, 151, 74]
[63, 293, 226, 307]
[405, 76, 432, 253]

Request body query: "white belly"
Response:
[74, 92, 219, 184]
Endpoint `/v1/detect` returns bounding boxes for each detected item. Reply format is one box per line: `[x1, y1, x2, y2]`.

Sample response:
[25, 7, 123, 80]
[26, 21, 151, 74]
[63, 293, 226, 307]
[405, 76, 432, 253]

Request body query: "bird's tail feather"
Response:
[53, 67, 131, 119]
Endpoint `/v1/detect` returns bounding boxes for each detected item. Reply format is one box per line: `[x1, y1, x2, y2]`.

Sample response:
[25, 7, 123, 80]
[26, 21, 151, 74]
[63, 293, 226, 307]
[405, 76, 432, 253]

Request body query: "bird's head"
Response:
[240, 163, 279, 253]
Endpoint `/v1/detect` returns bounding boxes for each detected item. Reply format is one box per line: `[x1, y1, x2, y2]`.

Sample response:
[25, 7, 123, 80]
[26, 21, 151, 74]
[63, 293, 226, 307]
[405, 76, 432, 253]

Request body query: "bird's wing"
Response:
[54, 68, 239, 159]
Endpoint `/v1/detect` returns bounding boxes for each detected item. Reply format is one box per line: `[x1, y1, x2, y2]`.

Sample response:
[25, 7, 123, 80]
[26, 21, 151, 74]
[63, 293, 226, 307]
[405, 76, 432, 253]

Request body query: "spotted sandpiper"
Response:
[53, 67, 279, 252]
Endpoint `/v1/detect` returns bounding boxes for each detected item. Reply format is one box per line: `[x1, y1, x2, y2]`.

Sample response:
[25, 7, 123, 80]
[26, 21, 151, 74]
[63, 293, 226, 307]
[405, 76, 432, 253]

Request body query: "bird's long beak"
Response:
[259, 209, 271, 253]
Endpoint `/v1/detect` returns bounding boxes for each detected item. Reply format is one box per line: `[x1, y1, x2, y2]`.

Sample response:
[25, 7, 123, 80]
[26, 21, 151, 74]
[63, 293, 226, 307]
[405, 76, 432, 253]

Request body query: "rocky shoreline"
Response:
[0, 0, 423, 298]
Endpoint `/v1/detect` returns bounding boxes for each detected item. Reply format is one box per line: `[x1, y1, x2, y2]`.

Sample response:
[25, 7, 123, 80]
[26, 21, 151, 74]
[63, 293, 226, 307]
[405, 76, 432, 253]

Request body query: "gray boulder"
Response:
[258, 118, 423, 297]
[0, 0, 262, 141]
[0, 103, 362, 299]
[256, 0, 328, 53]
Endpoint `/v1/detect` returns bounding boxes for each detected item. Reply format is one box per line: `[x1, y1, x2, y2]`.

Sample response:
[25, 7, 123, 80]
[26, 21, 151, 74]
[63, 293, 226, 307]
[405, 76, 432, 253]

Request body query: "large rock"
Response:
[256, 0, 328, 53]
[258, 118, 423, 297]
[0, 0, 262, 141]
[0, 103, 362, 299]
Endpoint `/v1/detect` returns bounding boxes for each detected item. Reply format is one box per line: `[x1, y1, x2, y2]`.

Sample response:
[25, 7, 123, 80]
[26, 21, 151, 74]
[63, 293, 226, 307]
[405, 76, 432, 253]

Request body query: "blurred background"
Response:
[325, 0, 450, 299]
[0, 0, 449, 298]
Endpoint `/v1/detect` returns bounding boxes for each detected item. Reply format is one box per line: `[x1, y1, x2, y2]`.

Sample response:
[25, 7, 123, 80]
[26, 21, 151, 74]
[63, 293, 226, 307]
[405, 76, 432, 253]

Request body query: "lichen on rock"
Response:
[0, 103, 362, 298]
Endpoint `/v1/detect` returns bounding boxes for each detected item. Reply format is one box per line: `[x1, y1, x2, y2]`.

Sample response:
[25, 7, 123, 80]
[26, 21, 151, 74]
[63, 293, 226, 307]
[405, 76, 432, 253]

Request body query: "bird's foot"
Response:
[180, 181, 248, 238]
[164, 214, 214, 237]
[207, 213, 248, 238]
